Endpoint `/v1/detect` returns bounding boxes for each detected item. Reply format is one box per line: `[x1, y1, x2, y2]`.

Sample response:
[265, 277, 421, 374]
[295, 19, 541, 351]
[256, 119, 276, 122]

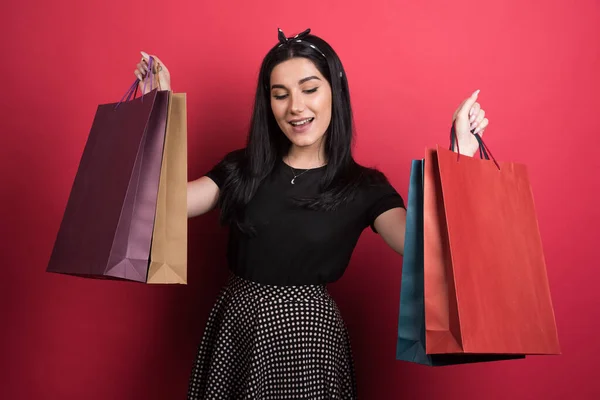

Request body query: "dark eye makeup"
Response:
[272, 87, 319, 100]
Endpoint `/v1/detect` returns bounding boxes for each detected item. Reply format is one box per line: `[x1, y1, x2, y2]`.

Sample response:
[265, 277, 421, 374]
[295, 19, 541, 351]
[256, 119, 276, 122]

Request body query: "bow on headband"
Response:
[277, 28, 326, 58]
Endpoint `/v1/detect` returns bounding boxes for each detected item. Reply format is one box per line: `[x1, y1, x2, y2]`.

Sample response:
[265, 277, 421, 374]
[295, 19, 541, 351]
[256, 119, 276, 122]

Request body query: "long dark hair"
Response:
[217, 30, 387, 234]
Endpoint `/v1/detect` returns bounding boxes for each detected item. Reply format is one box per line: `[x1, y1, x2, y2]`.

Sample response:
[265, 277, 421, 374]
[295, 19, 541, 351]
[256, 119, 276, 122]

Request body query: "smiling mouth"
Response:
[289, 117, 314, 126]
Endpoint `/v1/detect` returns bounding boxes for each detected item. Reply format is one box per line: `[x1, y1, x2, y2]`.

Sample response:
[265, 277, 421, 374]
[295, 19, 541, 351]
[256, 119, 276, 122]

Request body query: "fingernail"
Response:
[473, 89, 480, 96]
[469, 114, 475, 122]
[141, 51, 149, 59]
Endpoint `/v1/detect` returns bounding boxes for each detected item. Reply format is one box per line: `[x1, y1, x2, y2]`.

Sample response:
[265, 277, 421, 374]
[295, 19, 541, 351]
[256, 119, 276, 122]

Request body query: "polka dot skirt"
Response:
[187, 274, 358, 399]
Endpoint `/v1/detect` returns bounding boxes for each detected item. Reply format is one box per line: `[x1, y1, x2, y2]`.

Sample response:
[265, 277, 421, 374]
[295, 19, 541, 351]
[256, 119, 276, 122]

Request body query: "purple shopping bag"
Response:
[47, 68, 170, 282]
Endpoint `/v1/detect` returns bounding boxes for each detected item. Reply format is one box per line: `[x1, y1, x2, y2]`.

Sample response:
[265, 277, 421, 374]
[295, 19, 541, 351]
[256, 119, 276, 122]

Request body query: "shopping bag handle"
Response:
[115, 57, 159, 109]
[449, 123, 500, 169]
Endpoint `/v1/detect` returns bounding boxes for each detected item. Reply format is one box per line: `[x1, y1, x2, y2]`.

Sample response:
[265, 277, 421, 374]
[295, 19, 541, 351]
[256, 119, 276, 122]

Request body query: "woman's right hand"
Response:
[134, 51, 172, 93]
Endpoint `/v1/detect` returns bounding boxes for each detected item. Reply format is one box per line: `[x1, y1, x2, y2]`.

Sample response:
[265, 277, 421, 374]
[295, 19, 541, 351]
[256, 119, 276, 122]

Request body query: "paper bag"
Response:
[422, 144, 560, 355]
[47, 88, 169, 282]
[147, 93, 188, 284]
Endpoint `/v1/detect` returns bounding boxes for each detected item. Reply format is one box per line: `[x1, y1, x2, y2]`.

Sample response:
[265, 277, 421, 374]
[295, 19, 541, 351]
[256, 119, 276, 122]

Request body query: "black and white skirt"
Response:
[187, 274, 358, 399]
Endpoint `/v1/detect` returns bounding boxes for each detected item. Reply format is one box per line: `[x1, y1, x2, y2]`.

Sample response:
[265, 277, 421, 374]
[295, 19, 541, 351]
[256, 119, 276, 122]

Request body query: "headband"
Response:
[277, 28, 326, 58]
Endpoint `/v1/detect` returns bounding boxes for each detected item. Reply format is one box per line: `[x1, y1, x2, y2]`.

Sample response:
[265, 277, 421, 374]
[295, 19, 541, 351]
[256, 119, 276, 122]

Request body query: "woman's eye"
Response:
[273, 94, 288, 100]
[304, 87, 318, 94]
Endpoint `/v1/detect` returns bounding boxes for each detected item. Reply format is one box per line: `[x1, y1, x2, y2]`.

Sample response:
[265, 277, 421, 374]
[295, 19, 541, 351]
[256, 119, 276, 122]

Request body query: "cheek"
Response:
[312, 91, 332, 116]
[313, 94, 332, 124]
[271, 102, 290, 133]
[271, 100, 287, 121]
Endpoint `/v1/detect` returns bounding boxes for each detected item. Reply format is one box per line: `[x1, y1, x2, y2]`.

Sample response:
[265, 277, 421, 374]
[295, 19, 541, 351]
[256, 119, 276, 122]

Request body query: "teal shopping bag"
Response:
[396, 159, 440, 364]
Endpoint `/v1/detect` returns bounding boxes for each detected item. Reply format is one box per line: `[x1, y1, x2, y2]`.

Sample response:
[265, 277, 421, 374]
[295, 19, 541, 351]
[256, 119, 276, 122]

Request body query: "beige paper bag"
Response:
[147, 92, 188, 284]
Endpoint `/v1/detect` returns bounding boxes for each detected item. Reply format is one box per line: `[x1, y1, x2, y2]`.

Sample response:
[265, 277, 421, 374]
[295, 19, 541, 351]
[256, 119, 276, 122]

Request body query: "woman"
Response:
[134, 28, 489, 399]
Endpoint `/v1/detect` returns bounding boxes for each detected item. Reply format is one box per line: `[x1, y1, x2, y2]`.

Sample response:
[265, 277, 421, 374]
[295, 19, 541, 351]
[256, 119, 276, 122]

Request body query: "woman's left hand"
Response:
[452, 90, 490, 156]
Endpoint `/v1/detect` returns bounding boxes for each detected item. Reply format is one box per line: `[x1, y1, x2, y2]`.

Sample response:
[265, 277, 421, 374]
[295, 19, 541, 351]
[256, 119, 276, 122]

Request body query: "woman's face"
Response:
[270, 57, 332, 152]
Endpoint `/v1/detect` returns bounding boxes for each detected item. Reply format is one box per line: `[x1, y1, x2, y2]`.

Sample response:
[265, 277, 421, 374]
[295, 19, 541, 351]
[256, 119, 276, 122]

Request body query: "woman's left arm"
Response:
[374, 89, 490, 256]
[374, 207, 407, 255]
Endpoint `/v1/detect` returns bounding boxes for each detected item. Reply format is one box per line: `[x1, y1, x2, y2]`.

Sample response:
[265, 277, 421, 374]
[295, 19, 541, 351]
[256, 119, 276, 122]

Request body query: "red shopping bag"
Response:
[424, 141, 560, 355]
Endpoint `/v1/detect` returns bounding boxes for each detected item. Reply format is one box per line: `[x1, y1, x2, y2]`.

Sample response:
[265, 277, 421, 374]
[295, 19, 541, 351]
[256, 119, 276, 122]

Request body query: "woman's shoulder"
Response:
[205, 147, 246, 187]
[352, 161, 392, 187]
[210, 147, 248, 171]
[351, 161, 404, 202]
[219, 147, 247, 163]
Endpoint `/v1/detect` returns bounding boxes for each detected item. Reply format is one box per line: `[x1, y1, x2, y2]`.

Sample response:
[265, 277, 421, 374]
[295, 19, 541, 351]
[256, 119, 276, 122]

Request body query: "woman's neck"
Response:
[285, 144, 327, 169]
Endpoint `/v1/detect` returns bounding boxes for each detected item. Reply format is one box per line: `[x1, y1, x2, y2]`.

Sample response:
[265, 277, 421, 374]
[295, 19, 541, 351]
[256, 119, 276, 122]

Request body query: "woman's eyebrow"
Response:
[271, 76, 321, 90]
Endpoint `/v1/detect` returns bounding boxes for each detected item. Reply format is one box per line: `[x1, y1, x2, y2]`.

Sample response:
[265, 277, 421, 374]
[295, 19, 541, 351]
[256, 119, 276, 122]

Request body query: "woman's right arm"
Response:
[187, 177, 220, 218]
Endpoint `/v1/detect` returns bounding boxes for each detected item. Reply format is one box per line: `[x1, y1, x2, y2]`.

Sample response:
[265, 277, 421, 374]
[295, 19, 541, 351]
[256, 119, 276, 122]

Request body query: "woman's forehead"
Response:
[270, 58, 324, 85]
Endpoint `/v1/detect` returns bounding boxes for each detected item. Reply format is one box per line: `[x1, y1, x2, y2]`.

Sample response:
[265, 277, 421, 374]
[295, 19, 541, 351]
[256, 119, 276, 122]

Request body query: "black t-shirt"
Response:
[206, 150, 405, 286]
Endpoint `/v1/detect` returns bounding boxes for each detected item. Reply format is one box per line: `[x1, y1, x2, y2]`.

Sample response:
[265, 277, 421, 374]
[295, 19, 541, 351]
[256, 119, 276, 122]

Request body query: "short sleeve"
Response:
[365, 182, 405, 233]
[204, 148, 245, 188]
[205, 159, 227, 188]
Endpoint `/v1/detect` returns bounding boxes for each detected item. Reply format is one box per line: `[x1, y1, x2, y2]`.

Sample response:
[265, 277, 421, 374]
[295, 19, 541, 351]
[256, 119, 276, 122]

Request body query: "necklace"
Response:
[288, 166, 311, 184]
[285, 157, 323, 184]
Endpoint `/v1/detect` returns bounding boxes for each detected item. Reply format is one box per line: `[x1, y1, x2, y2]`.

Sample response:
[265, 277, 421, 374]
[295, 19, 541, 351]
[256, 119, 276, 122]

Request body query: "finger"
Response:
[141, 51, 166, 71]
[471, 109, 485, 130]
[459, 89, 480, 119]
[146, 61, 161, 74]
[469, 103, 481, 122]
[453, 98, 468, 121]
[134, 69, 143, 81]
[141, 52, 156, 73]
[137, 63, 147, 76]
[140, 60, 162, 77]
[473, 118, 489, 135]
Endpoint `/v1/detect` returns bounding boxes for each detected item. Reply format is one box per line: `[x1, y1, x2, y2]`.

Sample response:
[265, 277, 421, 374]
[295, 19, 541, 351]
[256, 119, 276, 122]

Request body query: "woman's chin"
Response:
[291, 140, 319, 149]
[285, 133, 325, 149]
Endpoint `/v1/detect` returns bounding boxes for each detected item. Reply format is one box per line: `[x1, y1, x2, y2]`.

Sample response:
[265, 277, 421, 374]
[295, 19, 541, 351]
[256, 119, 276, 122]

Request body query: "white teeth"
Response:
[290, 118, 313, 126]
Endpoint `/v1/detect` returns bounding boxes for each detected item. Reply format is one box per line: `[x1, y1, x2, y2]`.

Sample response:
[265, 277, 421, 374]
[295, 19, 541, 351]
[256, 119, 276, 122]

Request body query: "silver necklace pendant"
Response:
[290, 170, 308, 184]
[286, 158, 312, 184]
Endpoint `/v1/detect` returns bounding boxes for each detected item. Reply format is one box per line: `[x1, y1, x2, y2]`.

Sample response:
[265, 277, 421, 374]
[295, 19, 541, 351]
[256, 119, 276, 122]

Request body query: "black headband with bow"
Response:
[277, 28, 326, 58]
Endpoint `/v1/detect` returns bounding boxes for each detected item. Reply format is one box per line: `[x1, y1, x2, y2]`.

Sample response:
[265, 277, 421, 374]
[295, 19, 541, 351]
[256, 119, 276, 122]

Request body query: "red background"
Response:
[2, 1, 599, 399]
